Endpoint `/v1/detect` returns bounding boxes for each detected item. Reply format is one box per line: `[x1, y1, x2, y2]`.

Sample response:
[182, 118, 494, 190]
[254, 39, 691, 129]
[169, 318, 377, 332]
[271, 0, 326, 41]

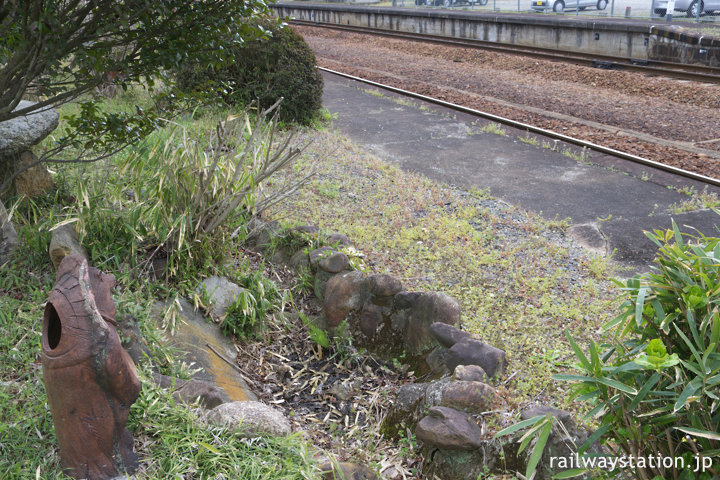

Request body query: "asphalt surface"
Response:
[321, 70, 720, 272]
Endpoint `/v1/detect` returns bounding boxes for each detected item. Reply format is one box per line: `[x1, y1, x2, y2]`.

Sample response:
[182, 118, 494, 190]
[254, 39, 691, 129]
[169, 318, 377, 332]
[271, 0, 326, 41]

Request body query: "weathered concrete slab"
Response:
[321, 72, 720, 272]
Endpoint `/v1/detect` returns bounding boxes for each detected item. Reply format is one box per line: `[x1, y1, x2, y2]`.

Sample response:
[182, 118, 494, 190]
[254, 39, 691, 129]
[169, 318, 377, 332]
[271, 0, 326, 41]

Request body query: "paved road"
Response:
[321, 71, 720, 272]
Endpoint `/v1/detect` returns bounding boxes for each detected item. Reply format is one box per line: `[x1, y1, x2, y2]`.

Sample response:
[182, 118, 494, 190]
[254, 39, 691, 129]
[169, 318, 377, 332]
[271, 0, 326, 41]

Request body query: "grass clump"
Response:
[669, 186, 720, 213]
[220, 271, 281, 340]
[480, 121, 507, 136]
[130, 378, 316, 479]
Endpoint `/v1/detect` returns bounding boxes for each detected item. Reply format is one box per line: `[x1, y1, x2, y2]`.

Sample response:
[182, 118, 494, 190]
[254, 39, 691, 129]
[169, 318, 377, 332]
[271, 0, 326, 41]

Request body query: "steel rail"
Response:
[295, 20, 720, 83]
[320, 66, 720, 187]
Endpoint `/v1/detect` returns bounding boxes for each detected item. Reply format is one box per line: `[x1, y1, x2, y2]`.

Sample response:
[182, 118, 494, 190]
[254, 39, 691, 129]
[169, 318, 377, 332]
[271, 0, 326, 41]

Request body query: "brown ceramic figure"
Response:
[41, 255, 141, 479]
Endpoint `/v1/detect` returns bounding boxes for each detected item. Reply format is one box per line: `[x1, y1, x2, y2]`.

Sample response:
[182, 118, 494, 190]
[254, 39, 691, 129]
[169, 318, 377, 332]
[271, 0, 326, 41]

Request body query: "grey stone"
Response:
[314, 269, 335, 303]
[452, 364, 488, 383]
[206, 401, 291, 437]
[319, 462, 379, 480]
[440, 380, 496, 415]
[49, 223, 89, 269]
[404, 292, 461, 357]
[0, 199, 17, 266]
[196, 276, 243, 317]
[381, 382, 429, 437]
[446, 339, 506, 378]
[293, 224, 319, 235]
[424, 377, 451, 407]
[327, 233, 352, 246]
[416, 406, 483, 450]
[309, 246, 335, 268]
[430, 322, 471, 348]
[153, 373, 229, 409]
[289, 250, 310, 270]
[175, 380, 228, 409]
[421, 440, 509, 480]
[393, 291, 422, 310]
[245, 219, 280, 251]
[426, 348, 452, 376]
[367, 274, 403, 297]
[323, 271, 368, 327]
[359, 301, 384, 337]
[0, 101, 59, 156]
[390, 308, 410, 333]
[318, 251, 350, 273]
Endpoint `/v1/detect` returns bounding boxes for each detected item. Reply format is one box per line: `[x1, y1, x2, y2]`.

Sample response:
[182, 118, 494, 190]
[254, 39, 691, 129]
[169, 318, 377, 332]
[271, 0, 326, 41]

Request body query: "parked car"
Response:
[653, 0, 719, 17]
[530, 0, 607, 12]
[416, 0, 488, 6]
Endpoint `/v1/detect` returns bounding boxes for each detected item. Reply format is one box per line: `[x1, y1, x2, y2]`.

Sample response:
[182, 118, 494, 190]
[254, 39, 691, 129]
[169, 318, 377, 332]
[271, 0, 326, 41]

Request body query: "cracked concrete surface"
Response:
[321, 72, 720, 272]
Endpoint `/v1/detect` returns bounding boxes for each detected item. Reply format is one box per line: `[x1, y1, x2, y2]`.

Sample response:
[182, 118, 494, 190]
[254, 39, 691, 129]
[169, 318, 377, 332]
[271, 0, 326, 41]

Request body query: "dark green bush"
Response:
[177, 19, 323, 125]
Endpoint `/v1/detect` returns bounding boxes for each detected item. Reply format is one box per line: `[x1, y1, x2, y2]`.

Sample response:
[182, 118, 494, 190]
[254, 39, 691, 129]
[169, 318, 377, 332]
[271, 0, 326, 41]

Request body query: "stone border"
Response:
[242, 220, 600, 479]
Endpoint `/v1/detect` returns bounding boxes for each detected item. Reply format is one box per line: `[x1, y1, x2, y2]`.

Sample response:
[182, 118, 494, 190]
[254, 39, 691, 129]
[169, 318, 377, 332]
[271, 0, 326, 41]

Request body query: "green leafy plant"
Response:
[116, 102, 313, 279]
[292, 267, 316, 296]
[299, 311, 331, 350]
[555, 221, 720, 479]
[494, 414, 555, 480]
[220, 271, 280, 340]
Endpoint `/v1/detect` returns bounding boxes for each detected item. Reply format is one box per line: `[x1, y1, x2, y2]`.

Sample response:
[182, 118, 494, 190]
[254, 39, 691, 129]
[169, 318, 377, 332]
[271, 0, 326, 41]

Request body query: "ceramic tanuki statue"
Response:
[41, 255, 140, 479]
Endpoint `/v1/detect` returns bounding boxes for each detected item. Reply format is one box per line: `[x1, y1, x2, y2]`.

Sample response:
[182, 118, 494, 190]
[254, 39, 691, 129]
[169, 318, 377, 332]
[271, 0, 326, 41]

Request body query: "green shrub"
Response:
[117, 103, 312, 281]
[178, 19, 323, 125]
[220, 271, 280, 340]
[556, 222, 720, 479]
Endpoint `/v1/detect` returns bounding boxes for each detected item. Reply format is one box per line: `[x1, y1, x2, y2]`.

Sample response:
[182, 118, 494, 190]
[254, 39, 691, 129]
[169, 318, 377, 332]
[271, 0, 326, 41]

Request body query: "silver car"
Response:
[531, 0, 608, 12]
[653, 0, 720, 17]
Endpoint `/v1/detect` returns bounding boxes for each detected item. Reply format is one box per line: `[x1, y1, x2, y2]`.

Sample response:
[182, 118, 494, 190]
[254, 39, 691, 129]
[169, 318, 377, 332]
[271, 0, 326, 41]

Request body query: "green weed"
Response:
[480, 122, 506, 136]
[364, 89, 384, 98]
[518, 132, 540, 146]
[220, 271, 281, 340]
[669, 186, 720, 213]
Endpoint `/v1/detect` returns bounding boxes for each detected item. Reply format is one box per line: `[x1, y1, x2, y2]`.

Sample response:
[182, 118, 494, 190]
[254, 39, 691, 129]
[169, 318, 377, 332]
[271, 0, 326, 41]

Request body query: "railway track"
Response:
[320, 66, 720, 186]
[291, 20, 720, 84]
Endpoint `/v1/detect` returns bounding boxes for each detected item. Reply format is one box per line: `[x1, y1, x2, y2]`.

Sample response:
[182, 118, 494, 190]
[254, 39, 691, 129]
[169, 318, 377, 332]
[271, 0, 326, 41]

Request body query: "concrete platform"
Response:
[321, 71, 720, 271]
[274, 3, 720, 65]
